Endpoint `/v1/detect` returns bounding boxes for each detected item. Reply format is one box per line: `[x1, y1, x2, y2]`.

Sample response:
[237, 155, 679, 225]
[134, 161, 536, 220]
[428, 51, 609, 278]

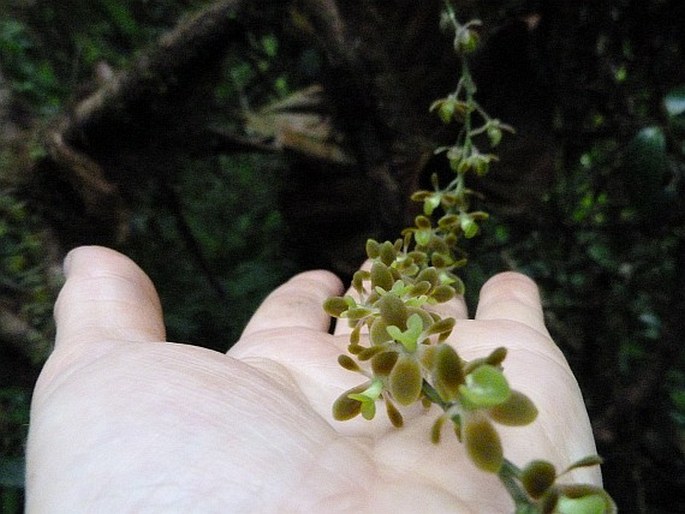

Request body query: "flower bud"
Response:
[433, 343, 465, 401]
[323, 296, 348, 317]
[371, 350, 399, 376]
[521, 460, 556, 499]
[370, 261, 394, 291]
[389, 354, 423, 406]
[385, 398, 404, 428]
[431, 415, 447, 444]
[454, 28, 479, 54]
[332, 383, 368, 421]
[337, 354, 361, 372]
[379, 240, 397, 266]
[463, 413, 503, 472]
[487, 124, 503, 147]
[365, 239, 381, 258]
[487, 389, 538, 426]
[377, 292, 408, 328]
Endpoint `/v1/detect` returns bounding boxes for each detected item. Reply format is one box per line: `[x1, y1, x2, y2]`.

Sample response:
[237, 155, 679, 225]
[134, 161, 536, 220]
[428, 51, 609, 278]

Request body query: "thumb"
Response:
[54, 246, 166, 349]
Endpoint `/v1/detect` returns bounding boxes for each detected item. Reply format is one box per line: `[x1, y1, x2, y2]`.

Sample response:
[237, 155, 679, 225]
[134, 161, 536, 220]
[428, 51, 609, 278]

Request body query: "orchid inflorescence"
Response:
[323, 3, 616, 513]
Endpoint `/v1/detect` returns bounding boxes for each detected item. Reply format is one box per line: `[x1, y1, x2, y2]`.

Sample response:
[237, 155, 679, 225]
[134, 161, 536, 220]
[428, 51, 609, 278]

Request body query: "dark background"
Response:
[1, 1, 684, 512]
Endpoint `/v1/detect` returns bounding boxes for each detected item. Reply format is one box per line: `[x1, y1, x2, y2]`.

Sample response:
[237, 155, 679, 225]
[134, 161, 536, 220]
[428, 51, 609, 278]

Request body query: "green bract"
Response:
[552, 485, 617, 514]
[459, 364, 511, 408]
[386, 313, 423, 352]
[347, 379, 384, 420]
[555, 495, 607, 514]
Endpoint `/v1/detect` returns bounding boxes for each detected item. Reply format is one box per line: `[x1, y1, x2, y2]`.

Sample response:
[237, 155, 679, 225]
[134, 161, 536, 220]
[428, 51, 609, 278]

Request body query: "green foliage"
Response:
[0, 193, 57, 511]
[0, 388, 30, 513]
[0, 1, 204, 113]
[123, 153, 294, 349]
[0, 193, 57, 362]
[0, 18, 63, 114]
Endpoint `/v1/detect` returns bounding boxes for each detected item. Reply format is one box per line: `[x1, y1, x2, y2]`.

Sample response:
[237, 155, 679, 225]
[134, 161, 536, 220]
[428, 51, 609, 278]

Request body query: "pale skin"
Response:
[26, 246, 602, 513]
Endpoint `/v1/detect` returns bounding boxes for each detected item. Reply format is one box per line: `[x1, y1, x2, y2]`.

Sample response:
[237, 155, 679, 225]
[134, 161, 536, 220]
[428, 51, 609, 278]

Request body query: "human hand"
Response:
[26, 246, 602, 513]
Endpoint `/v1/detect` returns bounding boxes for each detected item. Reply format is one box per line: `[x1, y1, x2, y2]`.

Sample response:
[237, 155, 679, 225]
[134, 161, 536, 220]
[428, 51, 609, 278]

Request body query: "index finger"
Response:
[239, 270, 343, 339]
[54, 246, 166, 349]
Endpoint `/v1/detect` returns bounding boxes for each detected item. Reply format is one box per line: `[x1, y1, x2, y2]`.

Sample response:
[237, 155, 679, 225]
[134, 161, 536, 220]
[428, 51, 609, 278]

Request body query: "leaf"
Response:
[352, 270, 369, 293]
[347, 379, 384, 420]
[460, 214, 479, 238]
[414, 228, 432, 247]
[459, 365, 511, 408]
[416, 267, 439, 286]
[408, 280, 432, 297]
[424, 194, 442, 216]
[484, 347, 507, 367]
[555, 493, 611, 514]
[359, 399, 376, 420]
[349, 324, 361, 346]
[344, 306, 373, 320]
[357, 345, 387, 361]
[379, 241, 397, 265]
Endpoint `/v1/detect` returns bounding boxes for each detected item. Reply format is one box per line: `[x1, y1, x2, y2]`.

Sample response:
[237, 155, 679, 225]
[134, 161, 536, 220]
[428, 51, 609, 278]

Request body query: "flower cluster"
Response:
[324, 238, 538, 475]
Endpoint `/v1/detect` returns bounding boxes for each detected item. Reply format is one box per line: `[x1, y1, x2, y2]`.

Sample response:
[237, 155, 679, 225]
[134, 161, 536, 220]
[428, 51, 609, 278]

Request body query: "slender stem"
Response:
[422, 380, 450, 410]
[498, 459, 538, 512]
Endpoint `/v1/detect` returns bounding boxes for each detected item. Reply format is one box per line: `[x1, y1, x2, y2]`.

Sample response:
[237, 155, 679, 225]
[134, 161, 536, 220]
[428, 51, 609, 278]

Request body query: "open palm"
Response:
[26, 246, 601, 513]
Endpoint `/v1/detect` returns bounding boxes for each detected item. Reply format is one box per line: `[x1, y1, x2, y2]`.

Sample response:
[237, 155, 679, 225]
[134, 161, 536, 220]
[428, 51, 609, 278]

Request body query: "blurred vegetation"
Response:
[1, 1, 684, 512]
